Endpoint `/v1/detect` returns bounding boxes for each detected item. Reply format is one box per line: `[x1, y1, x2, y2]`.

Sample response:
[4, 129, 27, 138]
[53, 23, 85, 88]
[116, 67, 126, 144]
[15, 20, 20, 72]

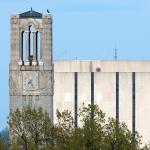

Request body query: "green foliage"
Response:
[104, 117, 140, 150]
[8, 104, 150, 150]
[0, 128, 9, 150]
[141, 143, 150, 150]
[8, 106, 54, 150]
[0, 134, 5, 150]
[77, 104, 106, 150]
[55, 110, 74, 150]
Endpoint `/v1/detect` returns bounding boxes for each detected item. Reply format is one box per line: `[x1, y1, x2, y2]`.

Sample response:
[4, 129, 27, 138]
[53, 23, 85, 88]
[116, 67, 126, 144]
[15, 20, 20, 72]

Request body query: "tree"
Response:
[8, 106, 54, 150]
[55, 104, 148, 150]
[54, 109, 74, 150]
[8, 104, 150, 150]
[104, 117, 142, 150]
[141, 143, 150, 150]
[0, 128, 9, 150]
[0, 134, 5, 150]
[77, 104, 106, 150]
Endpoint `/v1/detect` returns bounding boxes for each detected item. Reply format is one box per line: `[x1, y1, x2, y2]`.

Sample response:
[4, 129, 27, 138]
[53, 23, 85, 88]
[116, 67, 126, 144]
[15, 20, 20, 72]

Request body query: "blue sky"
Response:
[1, 0, 150, 130]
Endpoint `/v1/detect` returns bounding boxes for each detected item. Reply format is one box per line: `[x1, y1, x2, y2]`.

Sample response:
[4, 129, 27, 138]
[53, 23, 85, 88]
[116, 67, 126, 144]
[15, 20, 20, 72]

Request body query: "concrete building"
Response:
[54, 60, 150, 144]
[9, 10, 150, 144]
[9, 9, 54, 121]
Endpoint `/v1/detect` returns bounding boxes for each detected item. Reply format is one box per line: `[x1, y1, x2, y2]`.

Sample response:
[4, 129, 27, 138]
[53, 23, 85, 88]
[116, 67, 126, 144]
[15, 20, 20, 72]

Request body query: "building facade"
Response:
[9, 10, 150, 144]
[9, 9, 53, 120]
[54, 60, 150, 144]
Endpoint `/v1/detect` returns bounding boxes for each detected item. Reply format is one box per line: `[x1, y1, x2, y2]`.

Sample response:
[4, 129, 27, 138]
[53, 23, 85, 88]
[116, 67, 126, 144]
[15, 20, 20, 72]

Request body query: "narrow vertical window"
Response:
[74, 72, 78, 127]
[116, 72, 119, 124]
[22, 31, 26, 63]
[132, 72, 136, 142]
[37, 31, 41, 62]
[29, 26, 34, 62]
[91, 72, 94, 105]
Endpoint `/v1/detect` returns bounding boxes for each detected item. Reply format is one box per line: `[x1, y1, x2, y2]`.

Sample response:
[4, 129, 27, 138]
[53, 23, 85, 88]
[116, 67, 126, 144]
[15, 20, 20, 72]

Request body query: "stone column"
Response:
[25, 31, 30, 65]
[10, 14, 20, 68]
[39, 31, 43, 65]
[41, 14, 52, 67]
[32, 31, 37, 65]
[18, 31, 23, 65]
[40, 32, 42, 60]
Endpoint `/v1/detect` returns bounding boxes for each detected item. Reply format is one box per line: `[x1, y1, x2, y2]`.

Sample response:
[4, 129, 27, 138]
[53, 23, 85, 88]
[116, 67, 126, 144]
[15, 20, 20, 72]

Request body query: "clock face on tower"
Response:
[23, 72, 38, 91]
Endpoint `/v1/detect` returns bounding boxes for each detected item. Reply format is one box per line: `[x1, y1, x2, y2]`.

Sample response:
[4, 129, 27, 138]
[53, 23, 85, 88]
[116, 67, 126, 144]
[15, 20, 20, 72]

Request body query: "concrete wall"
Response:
[54, 60, 150, 144]
[136, 73, 150, 143]
[119, 73, 132, 131]
[54, 72, 74, 123]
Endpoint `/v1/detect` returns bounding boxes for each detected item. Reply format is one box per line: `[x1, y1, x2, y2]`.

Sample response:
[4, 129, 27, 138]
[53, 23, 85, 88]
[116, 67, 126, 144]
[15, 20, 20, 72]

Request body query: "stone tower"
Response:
[9, 9, 53, 121]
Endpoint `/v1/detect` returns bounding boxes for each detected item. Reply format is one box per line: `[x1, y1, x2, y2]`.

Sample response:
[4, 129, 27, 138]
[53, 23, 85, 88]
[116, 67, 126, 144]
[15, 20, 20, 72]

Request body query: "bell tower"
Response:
[9, 9, 53, 121]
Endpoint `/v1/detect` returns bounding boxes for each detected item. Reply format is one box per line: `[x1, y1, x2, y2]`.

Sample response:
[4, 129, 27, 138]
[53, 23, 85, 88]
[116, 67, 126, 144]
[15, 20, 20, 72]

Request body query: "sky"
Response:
[1, 0, 150, 130]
